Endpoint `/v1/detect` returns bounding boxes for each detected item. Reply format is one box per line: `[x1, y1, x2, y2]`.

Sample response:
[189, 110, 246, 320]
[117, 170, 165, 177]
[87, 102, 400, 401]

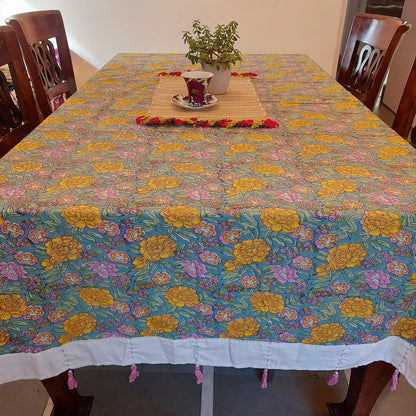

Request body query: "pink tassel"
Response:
[129, 364, 140, 383]
[67, 370, 78, 390]
[327, 370, 339, 386]
[261, 369, 268, 388]
[195, 365, 203, 384]
[390, 369, 399, 391]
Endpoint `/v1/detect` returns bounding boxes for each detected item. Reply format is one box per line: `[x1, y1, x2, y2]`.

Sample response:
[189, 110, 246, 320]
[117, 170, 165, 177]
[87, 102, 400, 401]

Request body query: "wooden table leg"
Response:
[41, 371, 93, 416]
[327, 361, 395, 416]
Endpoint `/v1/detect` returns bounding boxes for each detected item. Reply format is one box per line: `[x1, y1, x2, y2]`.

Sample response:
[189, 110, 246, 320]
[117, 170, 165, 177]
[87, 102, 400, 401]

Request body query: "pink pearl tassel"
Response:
[129, 364, 140, 383]
[261, 369, 268, 388]
[327, 370, 339, 386]
[67, 370, 78, 390]
[390, 369, 399, 391]
[195, 365, 203, 384]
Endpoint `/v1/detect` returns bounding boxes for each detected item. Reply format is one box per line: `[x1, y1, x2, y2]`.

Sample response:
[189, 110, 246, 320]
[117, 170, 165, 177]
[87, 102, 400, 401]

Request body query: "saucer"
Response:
[172, 94, 218, 110]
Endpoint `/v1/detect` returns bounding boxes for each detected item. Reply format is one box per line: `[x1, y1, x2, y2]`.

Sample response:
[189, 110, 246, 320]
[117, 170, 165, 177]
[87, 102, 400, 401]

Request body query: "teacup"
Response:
[182, 71, 214, 107]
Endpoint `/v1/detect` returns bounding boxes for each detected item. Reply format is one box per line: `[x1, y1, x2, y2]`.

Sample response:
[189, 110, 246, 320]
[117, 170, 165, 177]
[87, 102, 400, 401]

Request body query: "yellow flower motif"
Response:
[161, 206, 200, 229]
[152, 142, 187, 154]
[250, 292, 284, 313]
[112, 99, 138, 107]
[260, 208, 301, 233]
[0, 330, 10, 347]
[377, 146, 409, 159]
[335, 102, 359, 110]
[287, 119, 314, 128]
[339, 297, 374, 319]
[136, 176, 182, 194]
[83, 142, 117, 152]
[226, 318, 260, 338]
[11, 161, 43, 172]
[63, 313, 96, 338]
[251, 164, 284, 175]
[246, 134, 274, 142]
[334, 165, 370, 177]
[14, 140, 45, 149]
[101, 117, 130, 124]
[326, 243, 367, 271]
[386, 136, 407, 144]
[278, 100, 302, 108]
[314, 134, 343, 143]
[144, 314, 178, 334]
[390, 318, 416, 339]
[111, 132, 138, 140]
[67, 98, 86, 104]
[79, 288, 114, 307]
[178, 133, 205, 141]
[302, 323, 345, 344]
[0, 175, 8, 185]
[133, 235, 177, 268]
[69, 110, 91, 116]
[302, 112, 326, 119]
[165, 286, 199, 307]
[58, 175, 96, 189]
[172, 162, 204, 173]
[226, 178, 267, 195]
[42, 117, 69, 124]
[317, 179, 356, 196]
[61, 205, 102, 228]
[353, 121, 380, 130]
[86, 93, 107, 98]
[0, 294, 27, 320]
[93, 161, 124, 172]
[361, 211, 401, 238]
[409, 273, 416, 284]
[227, 143, 258, 154]
[225, 238, 271, 271]
[41, 236, 83, 270]
[299, 144, 331, 156]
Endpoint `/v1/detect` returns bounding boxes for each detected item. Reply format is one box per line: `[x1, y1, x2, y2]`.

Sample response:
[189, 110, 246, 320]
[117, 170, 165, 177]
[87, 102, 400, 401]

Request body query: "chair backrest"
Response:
[0, 26, 41, 158]
[338, 13, 410, 111]
[391, 57, 416, 142]
[6, 10, 76, 120]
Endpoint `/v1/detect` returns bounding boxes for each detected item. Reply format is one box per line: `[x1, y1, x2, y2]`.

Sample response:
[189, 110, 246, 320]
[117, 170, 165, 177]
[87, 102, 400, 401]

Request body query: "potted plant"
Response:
[182, 20, 242, 94]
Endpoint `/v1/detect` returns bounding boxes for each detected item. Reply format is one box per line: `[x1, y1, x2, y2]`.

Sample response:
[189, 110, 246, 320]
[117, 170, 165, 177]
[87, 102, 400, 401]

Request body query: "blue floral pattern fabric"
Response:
[0, 54, 415, 357]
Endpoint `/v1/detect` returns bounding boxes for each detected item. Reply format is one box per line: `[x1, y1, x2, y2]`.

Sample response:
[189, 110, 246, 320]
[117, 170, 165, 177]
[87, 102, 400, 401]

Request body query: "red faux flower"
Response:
[196, 120, 210, 127]
[175, 118, 187, 125]
[240, 119, 254, 127]
[218, 119, 231, 127]
[172, 71, 182, 76]
[150, 117, 161, 125]
[158, 72, 167, 76]
[136, 116, 146, 124]
[263, 119, 279, 128]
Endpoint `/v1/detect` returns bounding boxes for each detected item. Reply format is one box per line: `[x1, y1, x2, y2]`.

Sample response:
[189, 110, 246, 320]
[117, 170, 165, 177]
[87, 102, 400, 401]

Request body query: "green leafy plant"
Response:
[182, 20, 242, 70]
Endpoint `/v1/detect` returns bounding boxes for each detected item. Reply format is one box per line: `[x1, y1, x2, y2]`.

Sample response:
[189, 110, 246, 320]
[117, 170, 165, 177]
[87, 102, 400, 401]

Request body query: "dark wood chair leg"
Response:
[327, 361, 395, 416]
[41, 371, 93, 416]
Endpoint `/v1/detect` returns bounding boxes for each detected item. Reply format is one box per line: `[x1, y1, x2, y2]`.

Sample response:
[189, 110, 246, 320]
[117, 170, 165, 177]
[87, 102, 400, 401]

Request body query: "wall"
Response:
[1, 0, 348, 88]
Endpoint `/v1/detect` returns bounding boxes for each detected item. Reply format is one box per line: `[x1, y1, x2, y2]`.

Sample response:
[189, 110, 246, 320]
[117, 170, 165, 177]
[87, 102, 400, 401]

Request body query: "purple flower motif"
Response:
[90, 261, 118, 279]
[182, 260, 207, 278]
[272, 265, 298, 283]
[365, 270, 391, 289]
[0, 262, 27, 280]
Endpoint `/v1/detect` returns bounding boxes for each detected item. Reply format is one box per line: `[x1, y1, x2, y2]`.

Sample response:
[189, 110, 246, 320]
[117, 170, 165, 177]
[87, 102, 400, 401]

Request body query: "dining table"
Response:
[1, 52, 416, 416]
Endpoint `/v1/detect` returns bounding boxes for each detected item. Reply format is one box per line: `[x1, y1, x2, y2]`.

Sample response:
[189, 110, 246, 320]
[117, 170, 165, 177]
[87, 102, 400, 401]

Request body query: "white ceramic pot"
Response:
[202, 64, 232, 95]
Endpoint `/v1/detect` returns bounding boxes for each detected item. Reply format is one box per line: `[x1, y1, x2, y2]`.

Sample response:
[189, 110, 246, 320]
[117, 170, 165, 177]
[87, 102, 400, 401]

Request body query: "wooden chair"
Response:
[338, 13, 410, 111]
[0, 26, 41, 158]
[6, 10, 76, 120]
[391, 57, 416, 145]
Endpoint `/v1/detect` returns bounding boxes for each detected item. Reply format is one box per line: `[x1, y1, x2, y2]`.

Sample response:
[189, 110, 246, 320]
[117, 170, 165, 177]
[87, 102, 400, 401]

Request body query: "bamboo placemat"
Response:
[147, 75, 267, 120]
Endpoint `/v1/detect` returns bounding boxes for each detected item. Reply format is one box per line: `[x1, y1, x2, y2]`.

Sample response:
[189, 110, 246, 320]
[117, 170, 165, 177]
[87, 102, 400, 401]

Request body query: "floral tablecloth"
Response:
[1, 54, 416, 387]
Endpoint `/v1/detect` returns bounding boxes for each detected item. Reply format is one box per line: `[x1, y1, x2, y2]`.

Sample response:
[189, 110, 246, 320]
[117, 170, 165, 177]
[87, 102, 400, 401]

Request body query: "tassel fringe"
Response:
[327, 371, 339, 386]
[129, 364, 140, 383]
[67, 370, 78, 390]
[261, 369, 268, 388]
[195, 365, 203, 384]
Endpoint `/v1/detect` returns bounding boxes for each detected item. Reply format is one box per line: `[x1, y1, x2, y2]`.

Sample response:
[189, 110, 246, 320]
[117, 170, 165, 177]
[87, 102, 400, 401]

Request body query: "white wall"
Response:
[1, 0, 348, 87]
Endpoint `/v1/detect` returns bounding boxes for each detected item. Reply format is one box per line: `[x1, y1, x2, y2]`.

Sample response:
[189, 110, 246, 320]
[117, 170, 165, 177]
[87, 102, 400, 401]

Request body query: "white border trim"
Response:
[1, 336, 415, 389]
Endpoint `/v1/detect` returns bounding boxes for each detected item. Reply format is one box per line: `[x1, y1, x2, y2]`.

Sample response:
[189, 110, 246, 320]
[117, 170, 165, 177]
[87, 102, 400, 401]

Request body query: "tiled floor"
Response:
[0, 364, 415, 416]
